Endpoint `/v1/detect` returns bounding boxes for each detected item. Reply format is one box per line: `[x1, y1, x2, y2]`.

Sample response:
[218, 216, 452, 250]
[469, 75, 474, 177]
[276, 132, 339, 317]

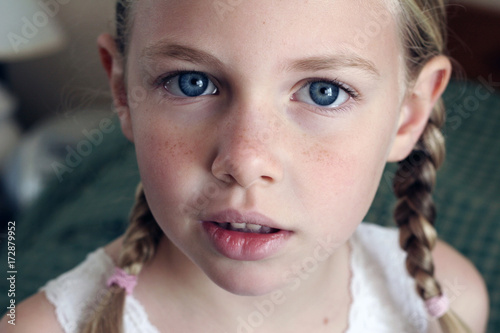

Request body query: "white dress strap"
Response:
[347, 223, 429, 333]
[41, 248, 160, 333]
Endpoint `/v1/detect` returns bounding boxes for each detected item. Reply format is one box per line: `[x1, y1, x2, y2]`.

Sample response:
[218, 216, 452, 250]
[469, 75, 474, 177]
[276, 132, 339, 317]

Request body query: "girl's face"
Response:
[120, 0, 405, 295]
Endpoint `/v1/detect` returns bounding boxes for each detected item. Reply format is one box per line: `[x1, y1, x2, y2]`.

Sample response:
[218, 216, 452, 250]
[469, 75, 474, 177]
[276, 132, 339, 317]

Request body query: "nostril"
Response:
[217, 173, 235, 185]
[261, 175, 274, 182]
[211, 141, 283, 188]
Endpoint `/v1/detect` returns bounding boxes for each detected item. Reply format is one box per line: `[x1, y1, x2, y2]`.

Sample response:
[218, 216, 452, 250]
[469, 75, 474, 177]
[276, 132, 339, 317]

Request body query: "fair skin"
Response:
[1, 1, 488, 332]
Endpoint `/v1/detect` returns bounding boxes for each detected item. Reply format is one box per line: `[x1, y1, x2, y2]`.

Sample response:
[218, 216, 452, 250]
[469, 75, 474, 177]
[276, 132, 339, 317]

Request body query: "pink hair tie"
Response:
[106, 267, 137, 295]
[425, 293, 450, 318]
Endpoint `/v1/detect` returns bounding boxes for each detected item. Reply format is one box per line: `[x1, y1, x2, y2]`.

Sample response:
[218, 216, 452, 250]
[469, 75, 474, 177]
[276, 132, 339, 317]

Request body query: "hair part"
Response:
[84, 1, 472, 332]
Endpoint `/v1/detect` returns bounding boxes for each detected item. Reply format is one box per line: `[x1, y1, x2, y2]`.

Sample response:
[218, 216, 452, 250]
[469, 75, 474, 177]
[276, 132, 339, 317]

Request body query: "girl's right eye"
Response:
[162, 72, 218, 97]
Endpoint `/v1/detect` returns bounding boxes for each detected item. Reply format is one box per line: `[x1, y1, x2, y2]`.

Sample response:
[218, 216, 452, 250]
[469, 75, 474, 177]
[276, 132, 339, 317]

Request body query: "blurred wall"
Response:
[448, 1, 500, 85]
[459, 0, 500, 10]
[7, 0, 115, 129]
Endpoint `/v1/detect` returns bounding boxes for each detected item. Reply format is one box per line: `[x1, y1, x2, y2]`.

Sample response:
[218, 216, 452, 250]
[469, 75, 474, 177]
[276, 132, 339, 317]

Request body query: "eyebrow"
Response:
[286, 55, 380, 77]
[141, 42, 380, 78]
[141, 42, 224, 69]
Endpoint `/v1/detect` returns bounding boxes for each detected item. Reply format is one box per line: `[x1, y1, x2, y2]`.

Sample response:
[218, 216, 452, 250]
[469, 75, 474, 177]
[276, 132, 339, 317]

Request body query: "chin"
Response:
[214, 279, 282, 297]
[203, 262, 285, 297]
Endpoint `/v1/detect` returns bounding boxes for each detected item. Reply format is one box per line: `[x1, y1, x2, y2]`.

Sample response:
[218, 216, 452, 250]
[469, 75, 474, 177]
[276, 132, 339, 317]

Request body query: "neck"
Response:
[136, 235, 352, 332]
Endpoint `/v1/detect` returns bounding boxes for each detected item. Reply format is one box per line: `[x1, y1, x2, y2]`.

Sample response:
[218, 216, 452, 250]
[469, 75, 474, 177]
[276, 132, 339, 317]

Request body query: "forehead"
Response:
[129, 0, 401, 78]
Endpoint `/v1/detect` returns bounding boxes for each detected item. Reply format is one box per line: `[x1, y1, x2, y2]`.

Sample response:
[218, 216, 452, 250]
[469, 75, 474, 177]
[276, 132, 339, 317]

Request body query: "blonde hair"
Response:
[82, 1, 471, 332]
[393, 1, 471, 332]
[81, 183, 162, 332]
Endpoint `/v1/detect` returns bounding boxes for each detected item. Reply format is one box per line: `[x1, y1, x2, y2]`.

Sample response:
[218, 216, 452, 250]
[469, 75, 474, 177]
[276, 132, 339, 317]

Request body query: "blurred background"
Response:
[0, 0, 115, 222]
[0, 0, 499, 331]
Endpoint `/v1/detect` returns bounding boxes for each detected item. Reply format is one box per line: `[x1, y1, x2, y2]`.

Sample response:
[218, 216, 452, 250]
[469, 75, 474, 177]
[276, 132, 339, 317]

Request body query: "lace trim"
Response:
[42, 248, 160, 333]
[125, 297, 161, 333]
[346, 223, 429, 333]
[41, 249, 114, 332]
[345, 228, 363, 333]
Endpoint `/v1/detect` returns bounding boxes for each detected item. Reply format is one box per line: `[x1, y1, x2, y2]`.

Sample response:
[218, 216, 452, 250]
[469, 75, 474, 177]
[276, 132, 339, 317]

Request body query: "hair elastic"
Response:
[425, 293, 450, 318]
[106, 267, 137, 295]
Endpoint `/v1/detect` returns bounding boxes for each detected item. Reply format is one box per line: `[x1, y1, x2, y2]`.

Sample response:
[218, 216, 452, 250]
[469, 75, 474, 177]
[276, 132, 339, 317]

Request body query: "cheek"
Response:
[297, 111, 398, 227]
[132, 115, 204, 216]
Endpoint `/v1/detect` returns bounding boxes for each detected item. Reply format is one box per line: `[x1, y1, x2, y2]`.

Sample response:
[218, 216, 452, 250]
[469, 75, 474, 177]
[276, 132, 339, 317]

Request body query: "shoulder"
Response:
[433, 240, 489, 333]
[358, 224, 489, 332]
[104, 235, 124, 264]
[0, 292, 64, 333]
[0, 239, 124, 333]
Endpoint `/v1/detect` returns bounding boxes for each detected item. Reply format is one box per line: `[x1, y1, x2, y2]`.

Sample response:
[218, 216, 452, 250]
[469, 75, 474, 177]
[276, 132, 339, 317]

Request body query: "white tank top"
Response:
[41, 223, 428, 332]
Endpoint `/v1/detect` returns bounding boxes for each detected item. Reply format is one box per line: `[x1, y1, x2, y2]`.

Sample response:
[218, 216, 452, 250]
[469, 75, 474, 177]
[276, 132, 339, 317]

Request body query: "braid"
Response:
[393, 100, 444, 299]
[393, 101, 471, 332]
[118, 183, 163, 275]
[393, 0, 473, 330]
[81, 183, 163, 333]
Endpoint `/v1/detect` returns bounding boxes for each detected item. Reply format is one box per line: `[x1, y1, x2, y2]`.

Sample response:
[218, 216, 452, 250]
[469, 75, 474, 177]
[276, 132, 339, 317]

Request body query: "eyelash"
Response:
[290, 77, 361, 115]
[154, 71, 361, 111]
[302, 78, 360, 100]
[155, 70, 213, 89]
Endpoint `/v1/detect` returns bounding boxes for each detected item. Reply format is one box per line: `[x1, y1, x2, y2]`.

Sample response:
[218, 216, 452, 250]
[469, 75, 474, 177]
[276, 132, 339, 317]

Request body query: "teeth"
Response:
[227, 222, 267, 233]
[215, 222, 278, 234]
[246, 223, 262, 231]
[230, 222, 246, 229]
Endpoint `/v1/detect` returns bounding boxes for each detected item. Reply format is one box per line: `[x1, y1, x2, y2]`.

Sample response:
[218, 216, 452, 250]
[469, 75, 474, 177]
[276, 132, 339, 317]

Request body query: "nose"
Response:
[211, 107, 284, 189]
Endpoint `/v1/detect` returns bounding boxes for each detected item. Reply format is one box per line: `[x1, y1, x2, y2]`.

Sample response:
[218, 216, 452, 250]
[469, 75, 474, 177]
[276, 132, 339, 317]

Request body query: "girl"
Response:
[2, 0, 488, 332]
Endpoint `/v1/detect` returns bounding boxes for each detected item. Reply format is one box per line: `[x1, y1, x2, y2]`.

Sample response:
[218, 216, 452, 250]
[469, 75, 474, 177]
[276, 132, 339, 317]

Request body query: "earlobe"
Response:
[388, 56, 451, 162]
[97, 33, 134, 142]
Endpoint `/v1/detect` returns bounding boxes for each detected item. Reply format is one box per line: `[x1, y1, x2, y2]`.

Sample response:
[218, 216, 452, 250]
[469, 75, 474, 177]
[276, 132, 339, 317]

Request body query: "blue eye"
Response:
[163, 72, 218, 97]
[294, 80, 351, 108]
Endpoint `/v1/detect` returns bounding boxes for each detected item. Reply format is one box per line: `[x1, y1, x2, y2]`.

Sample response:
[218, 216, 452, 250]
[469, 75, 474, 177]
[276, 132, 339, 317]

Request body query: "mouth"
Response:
[210, 222, 280, 234]
[200, 210, 291, 261]
[201, 209, 287, 231]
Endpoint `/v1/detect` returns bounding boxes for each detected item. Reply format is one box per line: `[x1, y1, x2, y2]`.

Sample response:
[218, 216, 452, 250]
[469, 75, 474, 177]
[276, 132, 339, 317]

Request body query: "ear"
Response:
[97, 33, 134, 142]
[387, 56, 451, 162]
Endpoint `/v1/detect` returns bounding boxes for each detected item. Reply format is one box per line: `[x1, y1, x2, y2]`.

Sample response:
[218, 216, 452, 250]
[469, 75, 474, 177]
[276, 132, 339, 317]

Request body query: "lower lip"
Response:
[202, 222, 291, 261]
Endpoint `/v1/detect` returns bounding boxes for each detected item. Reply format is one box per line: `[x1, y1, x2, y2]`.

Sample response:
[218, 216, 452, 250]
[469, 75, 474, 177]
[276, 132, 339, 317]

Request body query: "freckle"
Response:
[318, 149, 329, 163]
[165, 141, 183, 157]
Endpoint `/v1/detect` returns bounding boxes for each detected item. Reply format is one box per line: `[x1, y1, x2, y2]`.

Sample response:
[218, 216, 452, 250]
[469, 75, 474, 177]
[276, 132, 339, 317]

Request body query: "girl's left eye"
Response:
[163, 72, 218, 97]
[293, 80, 352, 108]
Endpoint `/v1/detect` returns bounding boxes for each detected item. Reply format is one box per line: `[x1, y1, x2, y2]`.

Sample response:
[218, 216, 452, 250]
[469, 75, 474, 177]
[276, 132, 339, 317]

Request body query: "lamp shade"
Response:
[0, 0, 68, 61]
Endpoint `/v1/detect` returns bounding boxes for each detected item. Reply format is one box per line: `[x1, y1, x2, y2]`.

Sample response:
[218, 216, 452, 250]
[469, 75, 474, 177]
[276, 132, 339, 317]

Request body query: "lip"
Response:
[200, 209, 292, 261]
[201, 209, 287, 231]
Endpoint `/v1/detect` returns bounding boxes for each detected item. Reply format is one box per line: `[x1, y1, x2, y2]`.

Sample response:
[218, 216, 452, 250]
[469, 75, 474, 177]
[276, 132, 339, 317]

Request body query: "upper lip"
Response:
[201, 209, 286, 230]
